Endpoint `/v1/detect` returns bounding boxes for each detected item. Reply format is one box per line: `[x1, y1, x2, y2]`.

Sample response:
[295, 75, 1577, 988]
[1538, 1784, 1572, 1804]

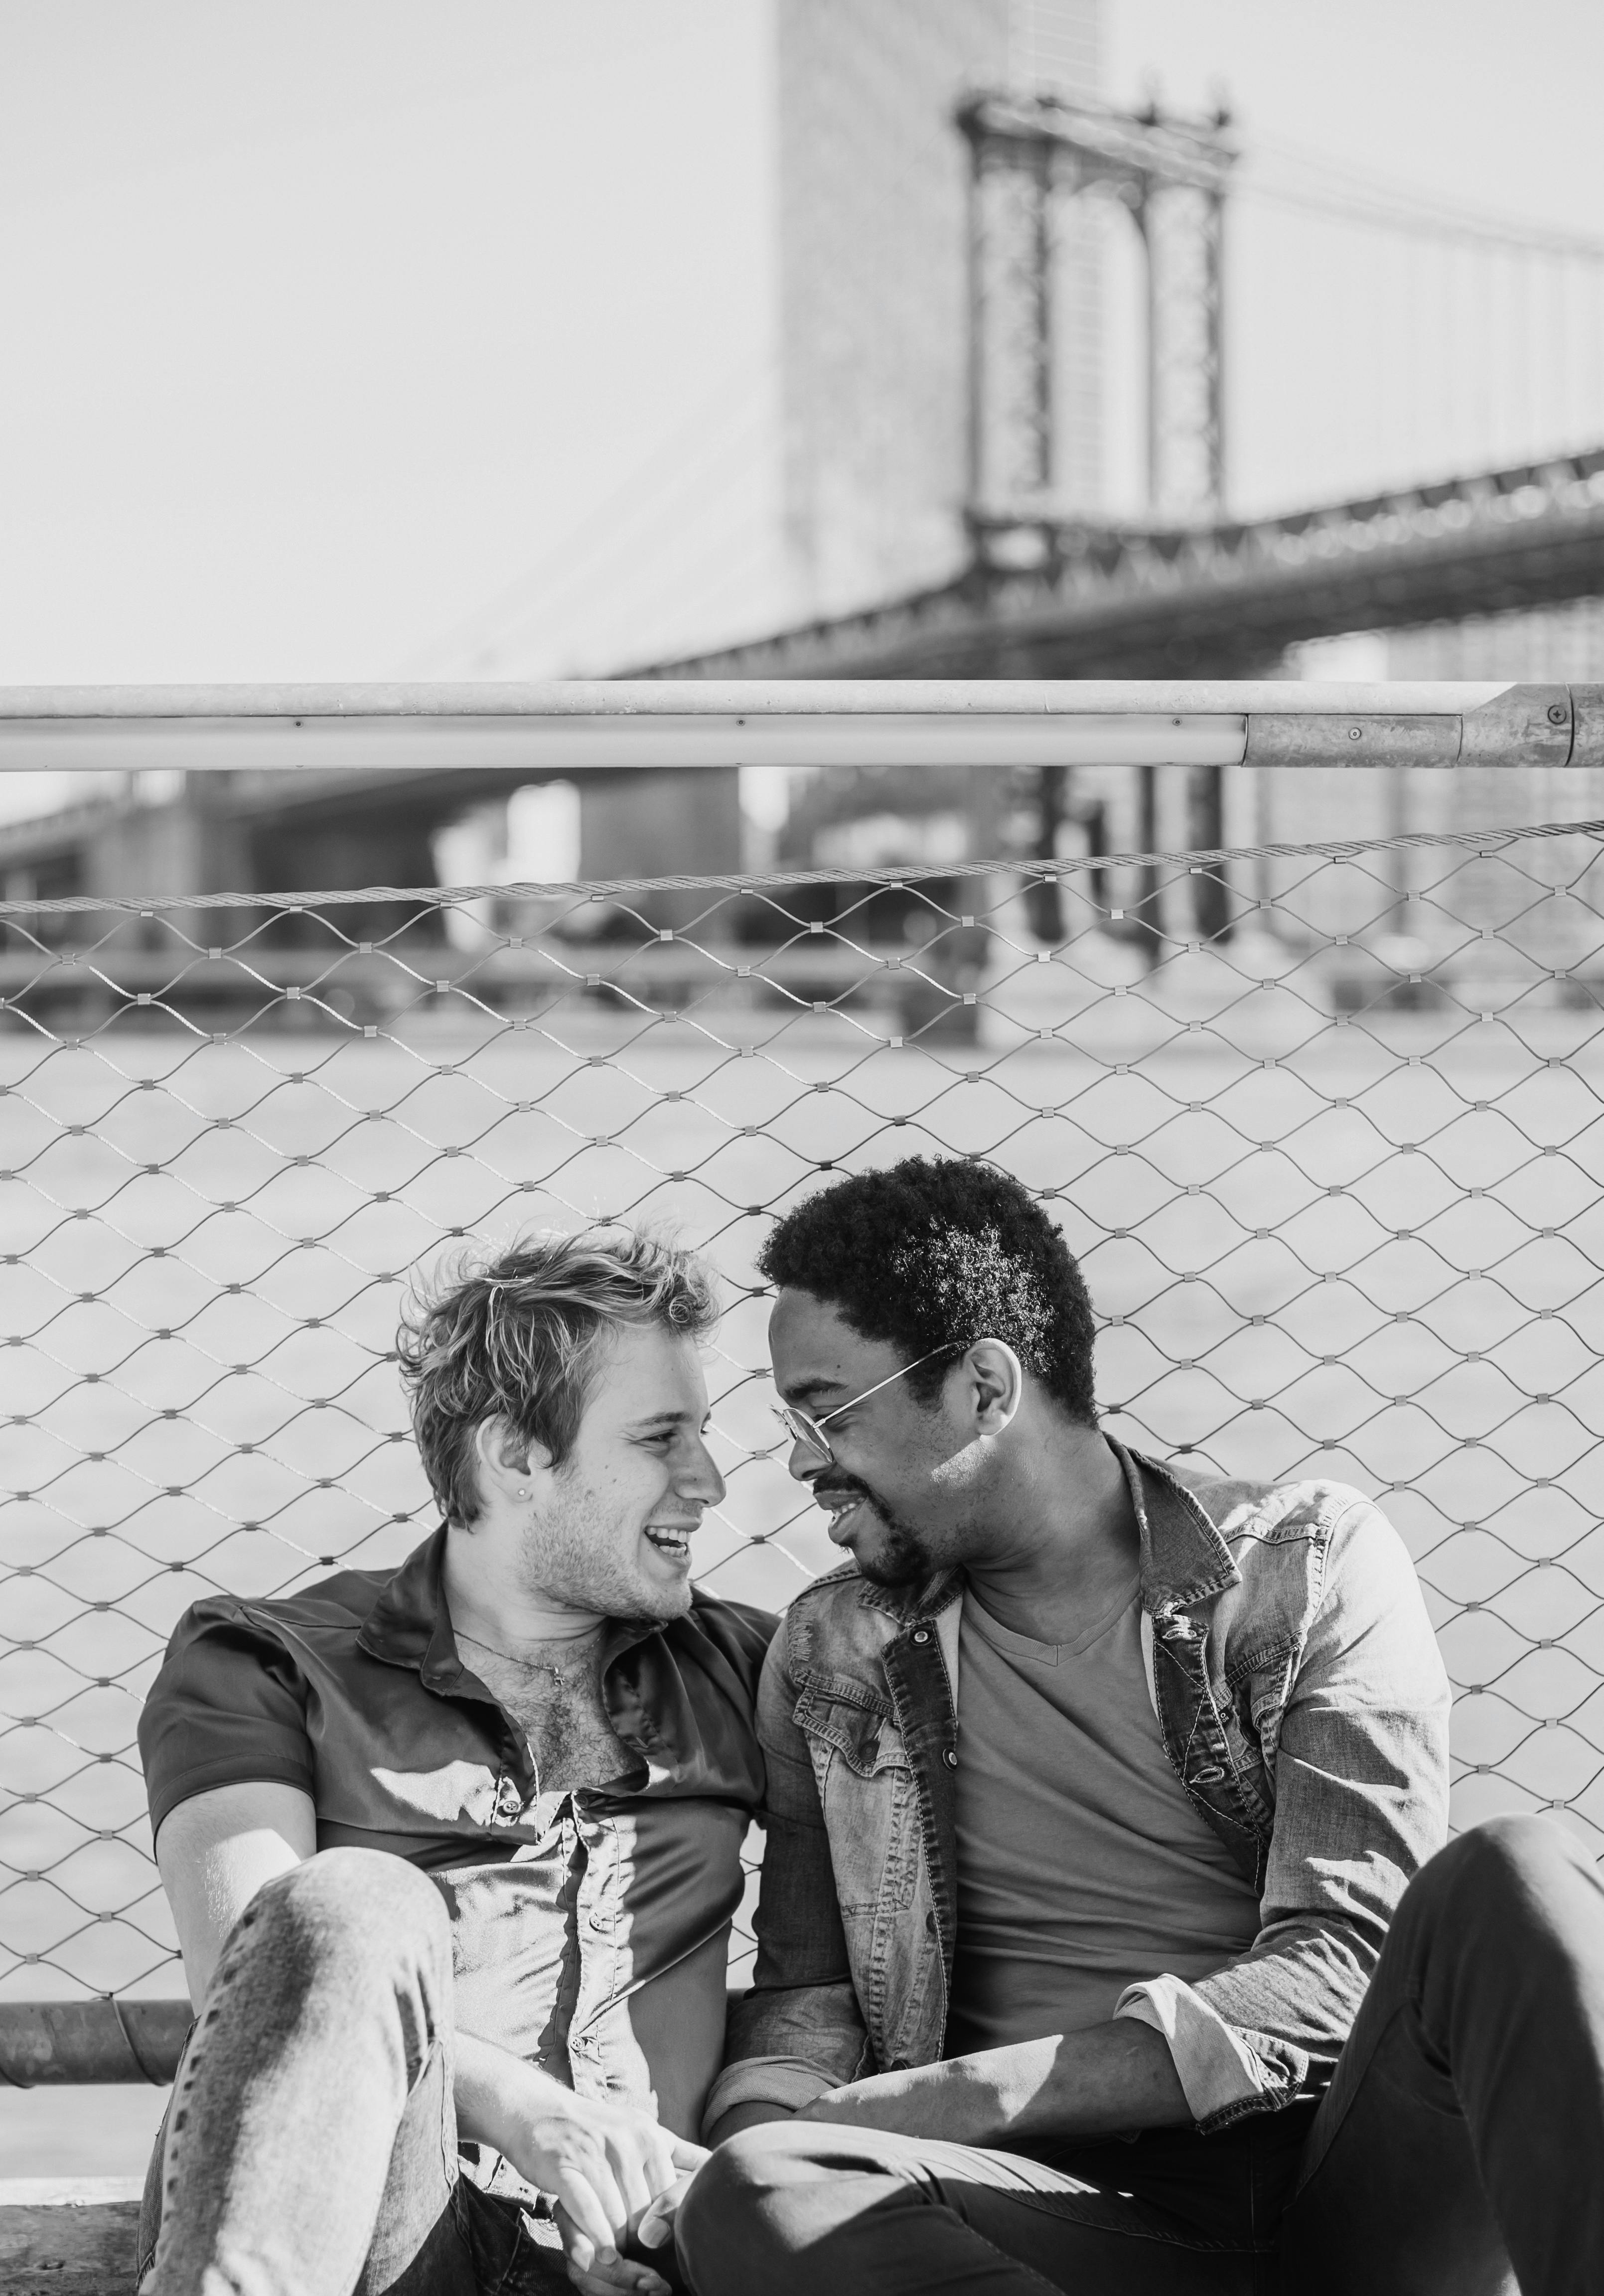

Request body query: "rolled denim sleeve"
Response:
[704, 1624, 871, 2135]
[1116, 1976, 1276, 2120]
[1182, 1496, 1451, 2129]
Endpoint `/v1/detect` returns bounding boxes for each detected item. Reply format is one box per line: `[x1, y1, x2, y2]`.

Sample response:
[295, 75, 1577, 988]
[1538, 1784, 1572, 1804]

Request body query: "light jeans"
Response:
[137, 1848, 566, 2296]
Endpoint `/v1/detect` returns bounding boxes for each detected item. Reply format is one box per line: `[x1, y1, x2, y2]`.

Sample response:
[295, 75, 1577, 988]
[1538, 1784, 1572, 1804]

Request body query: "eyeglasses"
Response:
[772, 1343, 960, 1464]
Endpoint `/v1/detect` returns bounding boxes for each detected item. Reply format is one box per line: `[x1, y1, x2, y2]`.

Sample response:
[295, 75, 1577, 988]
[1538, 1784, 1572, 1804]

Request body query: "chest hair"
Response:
[467, 1644, 631, 1800]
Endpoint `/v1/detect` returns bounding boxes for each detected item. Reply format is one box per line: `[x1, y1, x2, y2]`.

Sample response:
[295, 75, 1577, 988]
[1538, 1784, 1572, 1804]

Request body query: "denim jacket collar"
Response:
[841, 1435, 1239, 1635]
[1116, 1441, 1241, 1615]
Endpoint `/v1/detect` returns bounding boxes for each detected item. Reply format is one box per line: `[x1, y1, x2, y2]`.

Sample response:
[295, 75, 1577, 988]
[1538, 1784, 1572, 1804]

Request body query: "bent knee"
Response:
[247, 1849, 448, 1974]
[679, 2124, 902, 2296]
[677, 2128, 805, 2282]
[1424, 1813, 1582, 1893]
[1406, 1814, 1590, 1929]
[678, 2134, 765, 2247]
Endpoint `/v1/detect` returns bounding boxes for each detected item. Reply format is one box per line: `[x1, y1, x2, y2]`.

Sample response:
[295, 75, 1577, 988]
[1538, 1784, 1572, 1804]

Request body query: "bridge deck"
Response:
[651, 447, 1604, 683]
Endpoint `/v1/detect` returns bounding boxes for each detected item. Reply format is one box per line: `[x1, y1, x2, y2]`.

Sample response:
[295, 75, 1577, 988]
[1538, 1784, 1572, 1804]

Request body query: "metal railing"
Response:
[0, 677, 1595, 771]
[3, 680, 1604, 2083]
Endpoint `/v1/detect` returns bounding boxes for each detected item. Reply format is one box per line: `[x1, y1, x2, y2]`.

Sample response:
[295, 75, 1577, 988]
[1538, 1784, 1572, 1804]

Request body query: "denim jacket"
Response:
[709, 1441, 1451, 2137]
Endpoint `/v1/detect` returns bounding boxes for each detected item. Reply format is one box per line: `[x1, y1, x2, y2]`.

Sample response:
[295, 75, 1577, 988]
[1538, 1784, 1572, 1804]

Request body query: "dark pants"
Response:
[676, 1817, 1604, 2296]
[136, 1849, 566, 2296]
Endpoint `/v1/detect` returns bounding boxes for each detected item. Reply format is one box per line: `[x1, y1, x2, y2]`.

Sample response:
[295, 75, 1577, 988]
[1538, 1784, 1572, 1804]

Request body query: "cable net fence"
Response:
[4, 818, 1604, 2011]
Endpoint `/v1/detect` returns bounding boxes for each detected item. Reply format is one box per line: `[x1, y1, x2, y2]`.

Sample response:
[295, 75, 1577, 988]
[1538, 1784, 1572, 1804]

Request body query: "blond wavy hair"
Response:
[396, 1228, 718, 1527]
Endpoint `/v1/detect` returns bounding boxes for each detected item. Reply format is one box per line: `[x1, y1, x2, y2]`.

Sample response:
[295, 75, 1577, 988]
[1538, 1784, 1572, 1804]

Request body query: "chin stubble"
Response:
[816, 1478, 934, 1587]
[519, 1489, 695, 1622]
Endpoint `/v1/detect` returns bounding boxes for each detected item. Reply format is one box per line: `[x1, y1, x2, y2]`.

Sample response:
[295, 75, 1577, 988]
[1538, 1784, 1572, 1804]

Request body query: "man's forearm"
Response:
[453, 2027, 563, 2152]
[704, 2099, 798, 2146]
[799, 2020, 1190, 2147]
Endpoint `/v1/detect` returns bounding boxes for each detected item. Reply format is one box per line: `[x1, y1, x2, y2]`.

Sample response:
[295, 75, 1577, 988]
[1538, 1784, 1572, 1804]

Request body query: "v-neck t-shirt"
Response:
[946, 1581, 1262, 2058]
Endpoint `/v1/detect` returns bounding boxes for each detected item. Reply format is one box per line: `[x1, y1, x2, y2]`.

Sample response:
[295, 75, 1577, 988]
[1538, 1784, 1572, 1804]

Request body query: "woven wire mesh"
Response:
[4, 816, 1604, 2008]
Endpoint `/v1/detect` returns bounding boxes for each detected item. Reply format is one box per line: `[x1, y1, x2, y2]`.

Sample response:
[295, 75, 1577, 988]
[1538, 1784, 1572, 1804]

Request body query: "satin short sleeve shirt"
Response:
[138, 1527, 773, 2140]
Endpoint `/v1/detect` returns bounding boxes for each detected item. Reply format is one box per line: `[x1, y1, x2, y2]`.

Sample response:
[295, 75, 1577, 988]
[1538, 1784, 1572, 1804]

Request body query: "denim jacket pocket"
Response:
[792, 1685, 917, 1918]
[1225, 1635, 1299, 1786]
[793, 1684, 907, 1774]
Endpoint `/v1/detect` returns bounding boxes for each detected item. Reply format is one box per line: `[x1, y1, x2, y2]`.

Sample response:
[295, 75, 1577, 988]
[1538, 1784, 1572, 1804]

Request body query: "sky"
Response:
[0, 1, 776, 695]
[0, 0, 1601, 729]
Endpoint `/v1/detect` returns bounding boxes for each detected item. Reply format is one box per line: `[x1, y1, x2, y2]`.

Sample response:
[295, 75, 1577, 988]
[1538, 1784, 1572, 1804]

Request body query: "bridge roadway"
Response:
[647, 445, 1604, 682]
[3, 445, 1603, 905]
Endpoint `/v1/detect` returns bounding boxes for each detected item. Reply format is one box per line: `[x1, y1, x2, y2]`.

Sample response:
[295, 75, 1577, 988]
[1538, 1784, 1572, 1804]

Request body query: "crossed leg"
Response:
[1278, 1814, 1604, 2296]
[679, 1819, 1604, 2296]
[139, 1848, 538, 2296]
[676, 2110, 1309, 2296]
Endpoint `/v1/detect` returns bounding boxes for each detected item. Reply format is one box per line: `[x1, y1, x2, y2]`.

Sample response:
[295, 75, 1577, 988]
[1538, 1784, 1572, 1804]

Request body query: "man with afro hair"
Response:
[663, 1155, 1604, 2296]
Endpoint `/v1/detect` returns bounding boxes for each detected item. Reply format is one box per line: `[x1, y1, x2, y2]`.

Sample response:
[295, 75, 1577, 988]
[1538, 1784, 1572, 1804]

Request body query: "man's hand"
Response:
[632, 2167, 698, 2255]
[453, 2031, 704, 2294]
[551, 2163, 701, 2296]
[553, 2204, 667, 2296]
[504, 2090, 704, 2294]
[701, 2098, 798, 2147]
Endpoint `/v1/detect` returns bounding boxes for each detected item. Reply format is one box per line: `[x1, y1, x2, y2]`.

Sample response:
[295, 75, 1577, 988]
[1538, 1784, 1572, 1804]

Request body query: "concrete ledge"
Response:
[0, 2177, 574, 2292]
[0, 2180, 142, 2296]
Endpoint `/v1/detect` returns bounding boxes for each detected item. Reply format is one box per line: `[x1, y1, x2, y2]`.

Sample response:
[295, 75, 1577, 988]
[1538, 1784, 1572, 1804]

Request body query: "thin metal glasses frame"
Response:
[772, 1343, 961, 1462]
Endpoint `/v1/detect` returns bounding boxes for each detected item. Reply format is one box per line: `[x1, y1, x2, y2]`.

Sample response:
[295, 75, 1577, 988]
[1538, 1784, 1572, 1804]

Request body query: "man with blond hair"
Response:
[136, 1228, 772, 2296]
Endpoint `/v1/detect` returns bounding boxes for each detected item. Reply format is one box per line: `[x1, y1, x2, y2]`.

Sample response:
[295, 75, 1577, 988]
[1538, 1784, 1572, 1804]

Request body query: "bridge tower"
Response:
[961, 93, 1236, 538]
[960, 93, 1237, 938]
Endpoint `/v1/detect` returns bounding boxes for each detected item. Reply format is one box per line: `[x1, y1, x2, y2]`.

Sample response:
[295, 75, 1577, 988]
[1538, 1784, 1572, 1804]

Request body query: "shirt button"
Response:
[943, 1748, 958, 1769]
[911, 1628, 930, 1646]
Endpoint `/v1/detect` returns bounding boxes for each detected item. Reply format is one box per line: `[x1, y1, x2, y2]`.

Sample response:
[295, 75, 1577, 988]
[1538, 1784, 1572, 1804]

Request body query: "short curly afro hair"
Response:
[757, 1157, 1097, 1424]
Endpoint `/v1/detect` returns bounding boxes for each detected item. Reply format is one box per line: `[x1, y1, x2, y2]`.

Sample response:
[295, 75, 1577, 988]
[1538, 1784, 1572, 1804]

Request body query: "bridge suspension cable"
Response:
[406, 352, 781, 680]
[1208, 140, 1604, 518]
[1240, 137, 1604, 262]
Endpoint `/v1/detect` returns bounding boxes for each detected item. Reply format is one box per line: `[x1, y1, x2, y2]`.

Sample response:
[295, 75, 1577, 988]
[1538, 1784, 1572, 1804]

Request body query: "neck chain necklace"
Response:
[455, 1623, 602, 1690]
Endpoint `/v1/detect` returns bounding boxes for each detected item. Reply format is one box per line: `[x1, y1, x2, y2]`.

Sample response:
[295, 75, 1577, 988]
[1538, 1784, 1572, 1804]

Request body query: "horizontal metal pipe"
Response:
[0, 713, 1248, 774]
[0, 679, 1518, 721]
[0, 2002, 189, 2087]
[0, 679, 1583, 774]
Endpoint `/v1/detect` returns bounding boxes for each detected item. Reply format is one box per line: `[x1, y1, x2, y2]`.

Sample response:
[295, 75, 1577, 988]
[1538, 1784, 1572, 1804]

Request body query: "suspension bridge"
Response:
[3, 92, 1604, 907]
[650, 93, 1604, 684]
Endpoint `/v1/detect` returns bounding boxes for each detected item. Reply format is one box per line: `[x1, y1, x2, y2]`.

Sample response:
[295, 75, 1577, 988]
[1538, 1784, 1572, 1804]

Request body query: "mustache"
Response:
[812, 1474, 873, 1501]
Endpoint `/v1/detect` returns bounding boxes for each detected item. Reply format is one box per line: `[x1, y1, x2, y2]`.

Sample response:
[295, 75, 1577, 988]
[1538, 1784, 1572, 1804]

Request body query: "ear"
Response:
[472, 1416, 552, 1508]
[961, 1339, 1024, 1437]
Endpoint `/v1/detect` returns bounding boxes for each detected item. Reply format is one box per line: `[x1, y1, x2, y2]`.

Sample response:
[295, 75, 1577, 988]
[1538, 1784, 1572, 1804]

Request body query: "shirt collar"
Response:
[356, 1522, 664, 1695]
[356, 1524, 466, 1692]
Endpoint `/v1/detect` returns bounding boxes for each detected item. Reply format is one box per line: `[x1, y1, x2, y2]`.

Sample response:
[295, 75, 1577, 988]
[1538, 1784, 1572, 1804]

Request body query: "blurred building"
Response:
[776, 0, 1101, 618]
